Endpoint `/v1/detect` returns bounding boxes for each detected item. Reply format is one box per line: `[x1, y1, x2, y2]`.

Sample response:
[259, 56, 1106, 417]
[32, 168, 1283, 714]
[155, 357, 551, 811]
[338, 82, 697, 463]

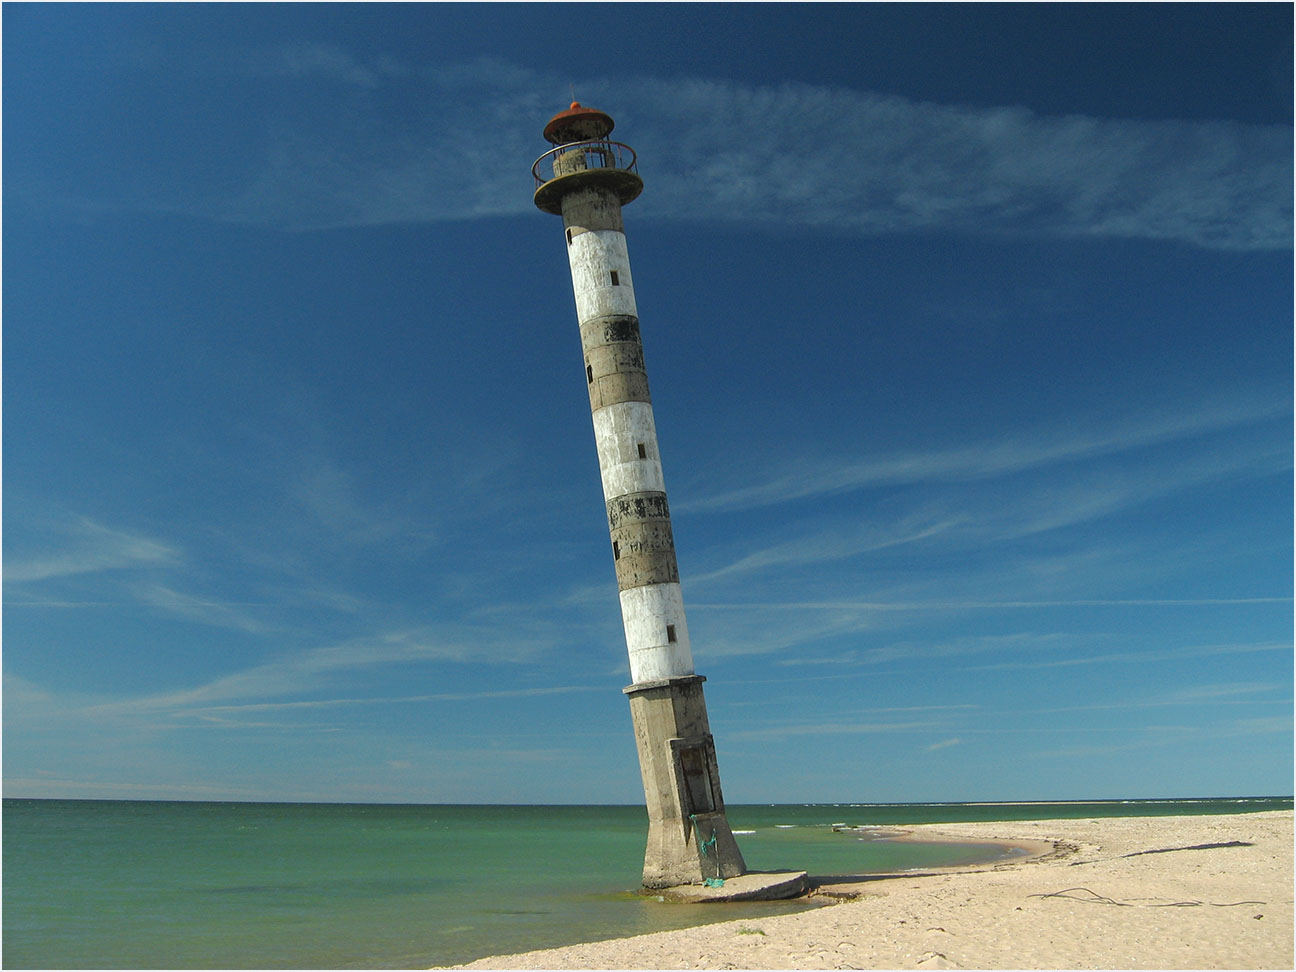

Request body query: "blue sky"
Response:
[3, 2, 1291, 805]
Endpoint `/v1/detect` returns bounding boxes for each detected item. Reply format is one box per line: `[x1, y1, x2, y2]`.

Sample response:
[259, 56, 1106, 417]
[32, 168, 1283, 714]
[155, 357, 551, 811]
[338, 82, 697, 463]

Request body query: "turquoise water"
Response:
[3, 797, 1289, 969]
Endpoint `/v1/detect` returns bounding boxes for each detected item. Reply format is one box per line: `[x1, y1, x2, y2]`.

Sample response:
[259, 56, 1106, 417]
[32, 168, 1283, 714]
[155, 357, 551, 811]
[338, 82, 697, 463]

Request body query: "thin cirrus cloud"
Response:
[729, 719, 953, 743]
[185, 684, 605, 715]
[624, 76, 1291, 251]
[926, 738, 963, 752]
[677, 394, 1289, 514]
[2, 517, 180, 583]
[147, 625, 546, 707]
[963, 640, 1289, 674]
[31, 49, 1290, 250]
[1030, 715, 1292, 759]
[686, 514, 965, 587]
[131, 583, 277, 635]
[677, 424, 1287, 594]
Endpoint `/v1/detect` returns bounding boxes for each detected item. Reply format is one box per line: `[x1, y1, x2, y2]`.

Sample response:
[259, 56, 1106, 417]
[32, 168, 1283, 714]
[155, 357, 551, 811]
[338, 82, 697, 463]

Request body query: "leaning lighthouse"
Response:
[532, 103, 752, 889]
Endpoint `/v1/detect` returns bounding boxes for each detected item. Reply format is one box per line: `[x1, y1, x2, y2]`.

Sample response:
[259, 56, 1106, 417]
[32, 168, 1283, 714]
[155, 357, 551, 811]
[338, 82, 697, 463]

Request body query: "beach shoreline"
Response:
[445, 810, 1293, 970]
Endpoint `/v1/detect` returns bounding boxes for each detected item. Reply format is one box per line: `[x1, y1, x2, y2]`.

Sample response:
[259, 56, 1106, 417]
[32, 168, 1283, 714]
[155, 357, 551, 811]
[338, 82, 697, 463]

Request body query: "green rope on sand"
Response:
[703, 877, 725, 888]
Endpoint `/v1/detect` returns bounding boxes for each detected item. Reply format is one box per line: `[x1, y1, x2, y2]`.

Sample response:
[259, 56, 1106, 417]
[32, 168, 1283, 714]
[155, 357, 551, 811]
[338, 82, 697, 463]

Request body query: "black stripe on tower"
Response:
[609, 490, 680, 591]
[607, 491, 671, 528]
[582, 314, 650, 409]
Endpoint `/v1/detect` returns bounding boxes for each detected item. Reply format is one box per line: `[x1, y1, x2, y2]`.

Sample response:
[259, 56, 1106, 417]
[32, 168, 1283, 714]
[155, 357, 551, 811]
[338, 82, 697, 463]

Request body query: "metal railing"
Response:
[532, 140, 638, 188]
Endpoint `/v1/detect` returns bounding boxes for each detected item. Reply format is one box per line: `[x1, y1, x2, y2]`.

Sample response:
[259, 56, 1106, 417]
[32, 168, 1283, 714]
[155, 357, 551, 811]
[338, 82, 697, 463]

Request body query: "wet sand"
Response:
[447, 810, 1292, 970]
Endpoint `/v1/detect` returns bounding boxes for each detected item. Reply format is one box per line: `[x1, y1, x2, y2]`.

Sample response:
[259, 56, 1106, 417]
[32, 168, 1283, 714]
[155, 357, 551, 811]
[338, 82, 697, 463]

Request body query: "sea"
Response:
[3, 796, 1289, 969]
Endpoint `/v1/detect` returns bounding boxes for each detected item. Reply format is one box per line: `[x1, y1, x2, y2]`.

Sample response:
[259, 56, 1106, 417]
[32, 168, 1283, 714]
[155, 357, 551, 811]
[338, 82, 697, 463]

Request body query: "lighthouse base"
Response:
[623, 675, 748, 888]
[648, 870, 810, 903]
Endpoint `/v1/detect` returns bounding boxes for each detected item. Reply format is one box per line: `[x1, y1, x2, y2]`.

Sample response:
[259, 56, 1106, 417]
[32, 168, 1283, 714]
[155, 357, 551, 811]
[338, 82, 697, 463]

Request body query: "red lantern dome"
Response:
[543, 102, 616, 145]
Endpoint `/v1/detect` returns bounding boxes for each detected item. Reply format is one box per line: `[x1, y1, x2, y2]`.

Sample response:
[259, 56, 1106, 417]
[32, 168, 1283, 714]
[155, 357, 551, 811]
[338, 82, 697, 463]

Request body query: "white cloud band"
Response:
[21, 51, 1289, 250]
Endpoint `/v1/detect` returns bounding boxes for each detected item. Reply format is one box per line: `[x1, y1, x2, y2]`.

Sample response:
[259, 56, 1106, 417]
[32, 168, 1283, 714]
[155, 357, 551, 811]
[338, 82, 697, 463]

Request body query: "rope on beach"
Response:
[1029, 888, 1267, 908]
[1071, 840, 1257, 867]
[1120, 840, 1253, 858]
[1205, 901, 1268, 907]
[1031, 888, 1130, 906]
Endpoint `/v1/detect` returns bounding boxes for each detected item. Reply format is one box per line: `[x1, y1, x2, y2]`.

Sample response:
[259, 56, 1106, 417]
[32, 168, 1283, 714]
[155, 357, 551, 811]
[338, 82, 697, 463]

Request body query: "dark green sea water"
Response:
[3, 797, 1289, 969]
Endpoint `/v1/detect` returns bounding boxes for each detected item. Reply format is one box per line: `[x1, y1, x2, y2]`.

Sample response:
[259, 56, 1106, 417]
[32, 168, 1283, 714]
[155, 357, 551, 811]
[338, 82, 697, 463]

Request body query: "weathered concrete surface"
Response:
[625, 676, 746, 887]
[652, 870, 810, 903]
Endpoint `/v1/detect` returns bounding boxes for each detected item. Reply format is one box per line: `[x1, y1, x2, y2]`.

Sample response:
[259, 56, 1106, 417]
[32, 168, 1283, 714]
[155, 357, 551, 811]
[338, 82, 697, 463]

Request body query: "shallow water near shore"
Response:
[3, 797, 1289, 969]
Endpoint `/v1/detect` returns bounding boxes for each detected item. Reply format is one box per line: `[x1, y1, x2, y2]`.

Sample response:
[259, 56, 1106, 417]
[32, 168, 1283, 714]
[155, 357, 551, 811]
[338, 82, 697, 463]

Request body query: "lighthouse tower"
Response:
[532, 103, 748, 889]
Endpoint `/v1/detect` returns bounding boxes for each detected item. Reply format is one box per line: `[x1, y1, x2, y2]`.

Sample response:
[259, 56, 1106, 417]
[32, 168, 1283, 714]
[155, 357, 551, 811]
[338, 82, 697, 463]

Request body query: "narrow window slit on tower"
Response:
[637, 442, 647, 459]
[566, 228, 574, 245]
[610, 270, 620, 286]
[586, 363, 594, 384]
[666, 624, 677, 643]
[612, 541, 621, 560]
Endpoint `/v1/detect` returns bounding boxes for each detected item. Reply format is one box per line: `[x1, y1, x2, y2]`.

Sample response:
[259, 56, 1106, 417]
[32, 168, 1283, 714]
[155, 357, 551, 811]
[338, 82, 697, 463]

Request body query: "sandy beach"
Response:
[449, 810, 1292, 970]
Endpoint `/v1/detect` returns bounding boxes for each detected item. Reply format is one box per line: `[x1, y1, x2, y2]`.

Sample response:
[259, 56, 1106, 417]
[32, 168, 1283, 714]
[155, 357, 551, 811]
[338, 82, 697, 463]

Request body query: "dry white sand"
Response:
[448, 810, 1292, 970]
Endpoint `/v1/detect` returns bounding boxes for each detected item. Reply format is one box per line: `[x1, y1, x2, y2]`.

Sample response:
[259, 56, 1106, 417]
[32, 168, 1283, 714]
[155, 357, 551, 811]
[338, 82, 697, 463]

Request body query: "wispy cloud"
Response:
[287, 455, 416, 545]
[926, 737, 963, 752]
[0, 777, 276, 801]
[679, 395, 1288, 514]
[133, 583, 277, 634]
[666, 396, 1288, 606]
[3, 516, 180, 582]
[1030, 713, 1292, 758]
[17, 52, 1289, 249]
[1035, 680, 1292, 713]
[185, 684, 604, 715]
[672, 455, 1287, 623]
[687, 513, 964, 586]
[7, 623, 594, 739]
[1163, 681, 1291, 702]
[697, 598, 1289, 613]
[769, 632, 1074, 669]
[730, 719, 951, 742]
[108, 685, 607, 732]
[105, 624, 550, 712]
[625, 77, 1291, 250]
[242, 41, 384, 88]
[967, 640, 1289, 673]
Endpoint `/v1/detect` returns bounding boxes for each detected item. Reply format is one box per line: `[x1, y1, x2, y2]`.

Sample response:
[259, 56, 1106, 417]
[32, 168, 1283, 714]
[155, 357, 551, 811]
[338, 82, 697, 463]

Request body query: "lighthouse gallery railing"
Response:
[532, 140, 639, 188]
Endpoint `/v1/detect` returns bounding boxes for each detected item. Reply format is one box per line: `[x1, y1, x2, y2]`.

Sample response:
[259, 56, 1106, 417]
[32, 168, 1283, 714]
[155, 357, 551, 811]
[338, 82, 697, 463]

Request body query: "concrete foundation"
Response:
[651, 870, 810, 903]
[624, 676, 746, 887]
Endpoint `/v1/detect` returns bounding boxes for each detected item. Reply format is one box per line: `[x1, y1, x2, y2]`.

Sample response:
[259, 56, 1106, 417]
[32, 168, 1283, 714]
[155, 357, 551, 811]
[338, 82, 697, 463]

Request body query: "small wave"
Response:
[732, 829, 756, 835]
[775, 824, 796, 829]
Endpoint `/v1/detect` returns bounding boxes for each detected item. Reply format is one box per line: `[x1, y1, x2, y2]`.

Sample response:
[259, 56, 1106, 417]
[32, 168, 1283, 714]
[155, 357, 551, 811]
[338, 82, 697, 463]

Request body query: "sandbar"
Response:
[446, 810, 1292, 970]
